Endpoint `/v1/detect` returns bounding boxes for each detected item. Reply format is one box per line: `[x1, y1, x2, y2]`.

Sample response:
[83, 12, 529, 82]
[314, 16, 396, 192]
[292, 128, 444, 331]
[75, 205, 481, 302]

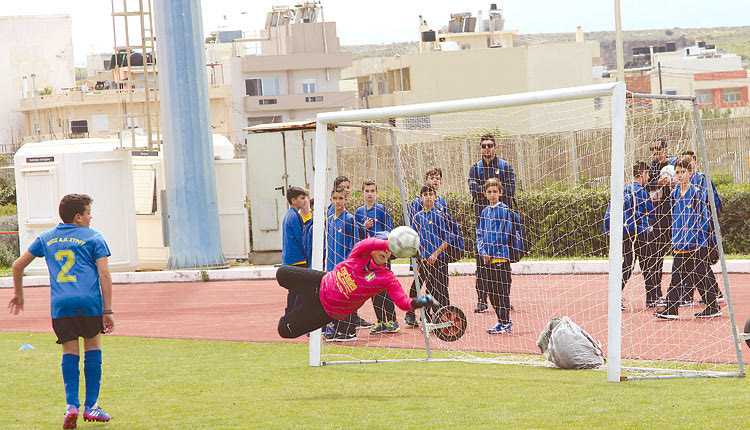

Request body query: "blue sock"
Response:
[83, 350, 102, 408]
[61, 354, 80, 408]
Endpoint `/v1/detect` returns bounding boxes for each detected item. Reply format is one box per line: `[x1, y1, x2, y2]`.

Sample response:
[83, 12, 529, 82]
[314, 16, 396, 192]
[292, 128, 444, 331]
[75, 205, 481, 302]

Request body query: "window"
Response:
[695, 90, 712, 105]
[302, 79, 316, 94]
[378, 81, 387, 95]
[245, 77, 280, 96]
[723, 88, 742, 103]
[305, 96, 323, 102]
[258, 99, 277, 105]
[91, 115, 109, 132]
[359, 81, 373, 97]
[664, 89, 678, 96]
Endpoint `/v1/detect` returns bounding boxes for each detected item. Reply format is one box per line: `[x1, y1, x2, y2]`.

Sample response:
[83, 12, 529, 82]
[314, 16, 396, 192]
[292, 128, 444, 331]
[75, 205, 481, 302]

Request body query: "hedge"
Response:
[346, 183, 750, 259]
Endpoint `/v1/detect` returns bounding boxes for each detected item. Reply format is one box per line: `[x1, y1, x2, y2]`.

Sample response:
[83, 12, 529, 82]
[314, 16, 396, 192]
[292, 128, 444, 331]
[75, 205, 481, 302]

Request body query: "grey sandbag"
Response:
[538, 316, 605, 369]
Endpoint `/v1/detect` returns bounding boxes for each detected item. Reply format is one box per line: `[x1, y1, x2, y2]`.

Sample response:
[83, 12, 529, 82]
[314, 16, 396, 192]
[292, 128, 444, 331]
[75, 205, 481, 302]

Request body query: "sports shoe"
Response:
[83, 405, 111, 423]
[694, 307, 723, 318]
[325, 331, 357, 342]
[716, 293, 726, 303]
[354, 316, 374, 330]
[487, 322, 512, 334]
[473, 302, 488, 313]
[646, 297, 667, 308]
[63, 405, 78, 429]
[323, 324, 335, 339]
[621, 300, 626, 311]
[654, 308, 679, 320]
[678, 297, 693, 307]
[370, 322, 388, 334]
[384, 320, 400, 333]
[404, 311, 418, 328]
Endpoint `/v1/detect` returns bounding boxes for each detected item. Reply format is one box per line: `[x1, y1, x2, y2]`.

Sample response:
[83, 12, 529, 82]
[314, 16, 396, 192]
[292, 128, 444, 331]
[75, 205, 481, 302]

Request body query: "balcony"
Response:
[242, 52, 352, 73]
[244, 91, 355, 112]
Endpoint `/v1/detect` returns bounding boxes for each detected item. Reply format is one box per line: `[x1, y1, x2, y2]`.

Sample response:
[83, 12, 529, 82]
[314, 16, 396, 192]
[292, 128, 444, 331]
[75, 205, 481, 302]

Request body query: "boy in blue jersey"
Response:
[408, 168, 449, 225]
[355, 179, 399, 334]
[281, 187, 311, 316]
[404, 183, 451, 327]
[326, 186, 362, 340]
[604, 161, 663, 308]
[9, 194, 113, 428]
[655, 157, 722, 320]
[476, 178, 514, 334]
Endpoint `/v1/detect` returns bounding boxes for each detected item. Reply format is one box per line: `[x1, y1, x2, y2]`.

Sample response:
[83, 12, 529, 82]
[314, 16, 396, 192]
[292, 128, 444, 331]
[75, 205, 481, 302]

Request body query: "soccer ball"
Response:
[388, 226, 420, 258]
[659, 164, 675, 179]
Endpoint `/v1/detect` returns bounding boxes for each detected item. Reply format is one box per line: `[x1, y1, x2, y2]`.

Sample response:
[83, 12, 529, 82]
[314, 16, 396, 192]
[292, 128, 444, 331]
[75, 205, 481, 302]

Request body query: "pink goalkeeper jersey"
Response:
[320, 238, 414, 320]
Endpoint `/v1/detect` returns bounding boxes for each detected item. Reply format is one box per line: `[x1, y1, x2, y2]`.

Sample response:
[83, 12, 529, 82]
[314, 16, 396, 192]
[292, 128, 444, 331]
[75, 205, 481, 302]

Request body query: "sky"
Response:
[3, 0, 747, 65]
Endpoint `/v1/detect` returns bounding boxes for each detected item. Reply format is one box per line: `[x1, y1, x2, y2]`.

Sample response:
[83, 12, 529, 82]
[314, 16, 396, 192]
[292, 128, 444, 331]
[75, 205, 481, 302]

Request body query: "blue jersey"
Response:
[281, 208, 307, 266]
[28, 223, 111, 319]
[407, 195, 448, 226]
[326, 210, 357, 271]
[413, 208, 451, 259]
[604, 181, 654, 235]
[691, 171, 722, 212]
[476, 202, 513, 261]
[671, 184, 710, 252]
[468, 157, 516, 215]
[355, 203, 393, 238]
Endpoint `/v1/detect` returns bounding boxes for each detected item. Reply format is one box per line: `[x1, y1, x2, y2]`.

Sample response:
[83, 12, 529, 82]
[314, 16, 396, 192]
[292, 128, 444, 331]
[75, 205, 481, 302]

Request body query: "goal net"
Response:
[307, 83, 745, 381]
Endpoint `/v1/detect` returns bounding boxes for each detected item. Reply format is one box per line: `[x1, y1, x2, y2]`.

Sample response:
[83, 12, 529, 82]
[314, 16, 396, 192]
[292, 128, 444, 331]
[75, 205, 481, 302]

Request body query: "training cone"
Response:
[18, 343, 35, 351]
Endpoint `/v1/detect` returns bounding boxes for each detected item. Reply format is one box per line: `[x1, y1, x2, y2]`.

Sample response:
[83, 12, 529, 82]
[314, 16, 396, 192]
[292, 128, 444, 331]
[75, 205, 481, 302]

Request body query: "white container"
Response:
[14, 138, 139, 275]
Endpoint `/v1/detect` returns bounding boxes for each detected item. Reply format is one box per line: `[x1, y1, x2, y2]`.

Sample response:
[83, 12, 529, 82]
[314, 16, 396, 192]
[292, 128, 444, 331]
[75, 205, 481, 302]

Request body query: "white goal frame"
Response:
[308, 82, 744, 382]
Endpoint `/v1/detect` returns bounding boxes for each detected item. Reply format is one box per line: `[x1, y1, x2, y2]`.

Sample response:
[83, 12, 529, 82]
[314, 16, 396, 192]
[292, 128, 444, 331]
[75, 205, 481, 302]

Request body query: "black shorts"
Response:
[52, 315, 105, 344]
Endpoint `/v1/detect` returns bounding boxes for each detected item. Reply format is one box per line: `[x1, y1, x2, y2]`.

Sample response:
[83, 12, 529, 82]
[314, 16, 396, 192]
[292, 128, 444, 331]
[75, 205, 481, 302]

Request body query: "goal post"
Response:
[306, 82, 744, 381]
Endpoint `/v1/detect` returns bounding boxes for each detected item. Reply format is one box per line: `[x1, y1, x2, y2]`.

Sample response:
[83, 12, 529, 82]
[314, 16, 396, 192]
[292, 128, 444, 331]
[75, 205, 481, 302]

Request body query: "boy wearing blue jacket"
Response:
[281, 187, 310, 315]
[655, 157, 722, 320]
[476, 178, 514, 334]
[355, 179, 399, 334]
[404, 183, 451, 327]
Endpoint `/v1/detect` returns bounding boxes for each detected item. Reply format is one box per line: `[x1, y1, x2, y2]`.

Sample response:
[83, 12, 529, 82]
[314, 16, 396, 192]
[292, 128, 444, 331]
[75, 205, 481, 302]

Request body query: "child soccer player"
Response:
[404, 182, 452, 327]
[408, 168, 449, 224]
[355, 179, 398, 334]
[655, 156, 722, 320]
[277, 236, 439, 339]
[475, 178, 514, 334]
[8, 194, 114, 429]
[281, 187, 310, 316]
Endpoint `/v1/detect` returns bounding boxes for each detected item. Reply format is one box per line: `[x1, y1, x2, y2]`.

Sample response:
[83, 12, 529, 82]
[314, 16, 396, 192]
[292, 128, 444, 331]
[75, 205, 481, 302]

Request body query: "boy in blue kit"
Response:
[604, 161, 663, 308]
[281, 187, 311, 316]
[408, 168, 449, 224]
[404, 183, 452, 327]
[326, 186, 362, 340]
[355, 179, 399, 334]
[8, 194, 113, 429]
[476, 178, 514, 334]
[654, 157, 722, 320]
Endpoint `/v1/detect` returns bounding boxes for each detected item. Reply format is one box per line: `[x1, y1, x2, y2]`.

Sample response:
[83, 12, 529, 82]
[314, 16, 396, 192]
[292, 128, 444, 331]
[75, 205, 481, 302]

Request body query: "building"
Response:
[0, 15, 75, 153]
[214, 3, 356, 148]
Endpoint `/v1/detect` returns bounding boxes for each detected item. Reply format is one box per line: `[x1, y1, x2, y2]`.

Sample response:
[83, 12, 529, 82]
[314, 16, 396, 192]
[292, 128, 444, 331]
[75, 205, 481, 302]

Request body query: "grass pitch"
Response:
[1, 332, 748, 429]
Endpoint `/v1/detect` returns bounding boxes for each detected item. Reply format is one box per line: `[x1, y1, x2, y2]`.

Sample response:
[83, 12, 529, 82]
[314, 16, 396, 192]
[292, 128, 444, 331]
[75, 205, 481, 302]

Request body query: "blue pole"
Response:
[153, 0, 227, 269]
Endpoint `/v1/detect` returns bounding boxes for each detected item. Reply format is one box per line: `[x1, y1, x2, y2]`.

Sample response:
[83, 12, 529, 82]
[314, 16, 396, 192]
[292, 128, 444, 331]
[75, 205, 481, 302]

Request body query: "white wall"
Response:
[0, 15, 75, 149]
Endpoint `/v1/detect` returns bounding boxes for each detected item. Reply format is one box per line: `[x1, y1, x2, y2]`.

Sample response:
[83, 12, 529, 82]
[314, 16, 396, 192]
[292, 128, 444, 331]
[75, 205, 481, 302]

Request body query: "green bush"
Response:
[715, 183, 750, 254]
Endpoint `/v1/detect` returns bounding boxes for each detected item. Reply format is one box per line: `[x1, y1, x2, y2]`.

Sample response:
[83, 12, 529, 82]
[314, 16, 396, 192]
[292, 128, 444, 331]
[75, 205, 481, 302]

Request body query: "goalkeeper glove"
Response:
[412, 294, 439, 310]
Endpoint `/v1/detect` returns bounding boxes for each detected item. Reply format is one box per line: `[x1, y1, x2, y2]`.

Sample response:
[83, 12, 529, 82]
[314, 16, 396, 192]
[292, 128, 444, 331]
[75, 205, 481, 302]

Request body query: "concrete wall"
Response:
[0, 15, 75, 151]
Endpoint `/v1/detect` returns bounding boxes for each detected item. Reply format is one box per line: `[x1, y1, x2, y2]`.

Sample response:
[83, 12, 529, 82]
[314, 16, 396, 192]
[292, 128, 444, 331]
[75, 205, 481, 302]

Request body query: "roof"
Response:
[244, 120, 334, 133]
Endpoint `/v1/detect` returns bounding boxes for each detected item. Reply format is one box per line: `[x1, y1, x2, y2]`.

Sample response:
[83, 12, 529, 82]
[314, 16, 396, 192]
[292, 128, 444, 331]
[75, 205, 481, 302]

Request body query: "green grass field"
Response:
[1, 332, 748, 429]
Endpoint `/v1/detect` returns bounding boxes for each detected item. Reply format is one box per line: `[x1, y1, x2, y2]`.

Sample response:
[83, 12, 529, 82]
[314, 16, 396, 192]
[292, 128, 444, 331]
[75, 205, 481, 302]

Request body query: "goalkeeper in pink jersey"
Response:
[277, 235, 438, 339]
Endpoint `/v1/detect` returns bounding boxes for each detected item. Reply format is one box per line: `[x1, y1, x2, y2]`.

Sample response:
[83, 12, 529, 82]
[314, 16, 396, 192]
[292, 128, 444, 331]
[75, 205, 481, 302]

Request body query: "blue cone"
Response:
[18, 343, 35, 351]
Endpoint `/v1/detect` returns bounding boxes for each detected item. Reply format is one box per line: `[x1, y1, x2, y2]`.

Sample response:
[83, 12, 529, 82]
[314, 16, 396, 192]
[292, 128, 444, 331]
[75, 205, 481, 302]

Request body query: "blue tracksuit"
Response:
[355, 203, 394, 238]
[603, 181, 655, 235]
[691, 171, 722, 212]
[408, 195, 448, 226]
[413, 207, 451, 259]
[326, 210, 357, 271]
[468, 157, 516, 216]
[671, 184, 710, 252]
[281, 208, 307, 266]
[476, 202, 513, 262]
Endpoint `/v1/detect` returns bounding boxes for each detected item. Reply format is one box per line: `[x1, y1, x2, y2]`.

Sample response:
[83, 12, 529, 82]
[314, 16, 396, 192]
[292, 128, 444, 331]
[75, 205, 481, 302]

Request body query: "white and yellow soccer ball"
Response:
[388, 226, 420, 258]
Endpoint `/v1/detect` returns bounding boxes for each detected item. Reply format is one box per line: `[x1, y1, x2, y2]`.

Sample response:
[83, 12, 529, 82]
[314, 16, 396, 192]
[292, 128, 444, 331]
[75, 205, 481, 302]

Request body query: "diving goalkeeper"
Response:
[277, 235, 438, 339]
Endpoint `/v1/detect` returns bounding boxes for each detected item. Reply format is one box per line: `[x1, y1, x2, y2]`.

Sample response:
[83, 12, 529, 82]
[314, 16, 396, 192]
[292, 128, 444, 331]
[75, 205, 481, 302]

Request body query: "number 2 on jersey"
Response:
[55, 249, 77, 283]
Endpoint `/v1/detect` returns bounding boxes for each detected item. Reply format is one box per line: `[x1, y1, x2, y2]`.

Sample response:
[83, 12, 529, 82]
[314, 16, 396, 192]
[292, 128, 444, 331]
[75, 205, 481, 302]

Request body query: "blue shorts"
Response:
[52, 315, 104, 344]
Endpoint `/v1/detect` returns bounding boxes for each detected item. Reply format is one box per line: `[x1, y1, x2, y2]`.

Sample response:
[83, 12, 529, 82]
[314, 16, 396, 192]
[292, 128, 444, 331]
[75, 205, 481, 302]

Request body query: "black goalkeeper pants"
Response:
[276, 265, 333, 338]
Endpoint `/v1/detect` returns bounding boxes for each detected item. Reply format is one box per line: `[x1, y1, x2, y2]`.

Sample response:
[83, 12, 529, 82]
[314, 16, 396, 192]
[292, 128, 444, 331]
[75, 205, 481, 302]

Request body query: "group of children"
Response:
[281, 166, 521, 340]
[607, 144, 725, 320]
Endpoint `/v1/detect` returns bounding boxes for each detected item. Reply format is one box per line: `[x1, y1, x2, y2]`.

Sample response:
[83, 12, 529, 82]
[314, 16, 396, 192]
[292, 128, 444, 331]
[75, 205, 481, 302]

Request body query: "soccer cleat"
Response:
[646, 297, 667, 308]
[354, 316, 375, 330]
[370, 322, 388, 334]
[473, 302, 488, 313]
[404, 311, 418, 328]
[487, 322, 512, 334]
[694, 307, 723, 318]
[654, 308, 679, 320]
[384, 320, 400, 333]
[325, 331, 357, 342]
[63, 405, 78, 429]
[83, 405, 111, 423]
